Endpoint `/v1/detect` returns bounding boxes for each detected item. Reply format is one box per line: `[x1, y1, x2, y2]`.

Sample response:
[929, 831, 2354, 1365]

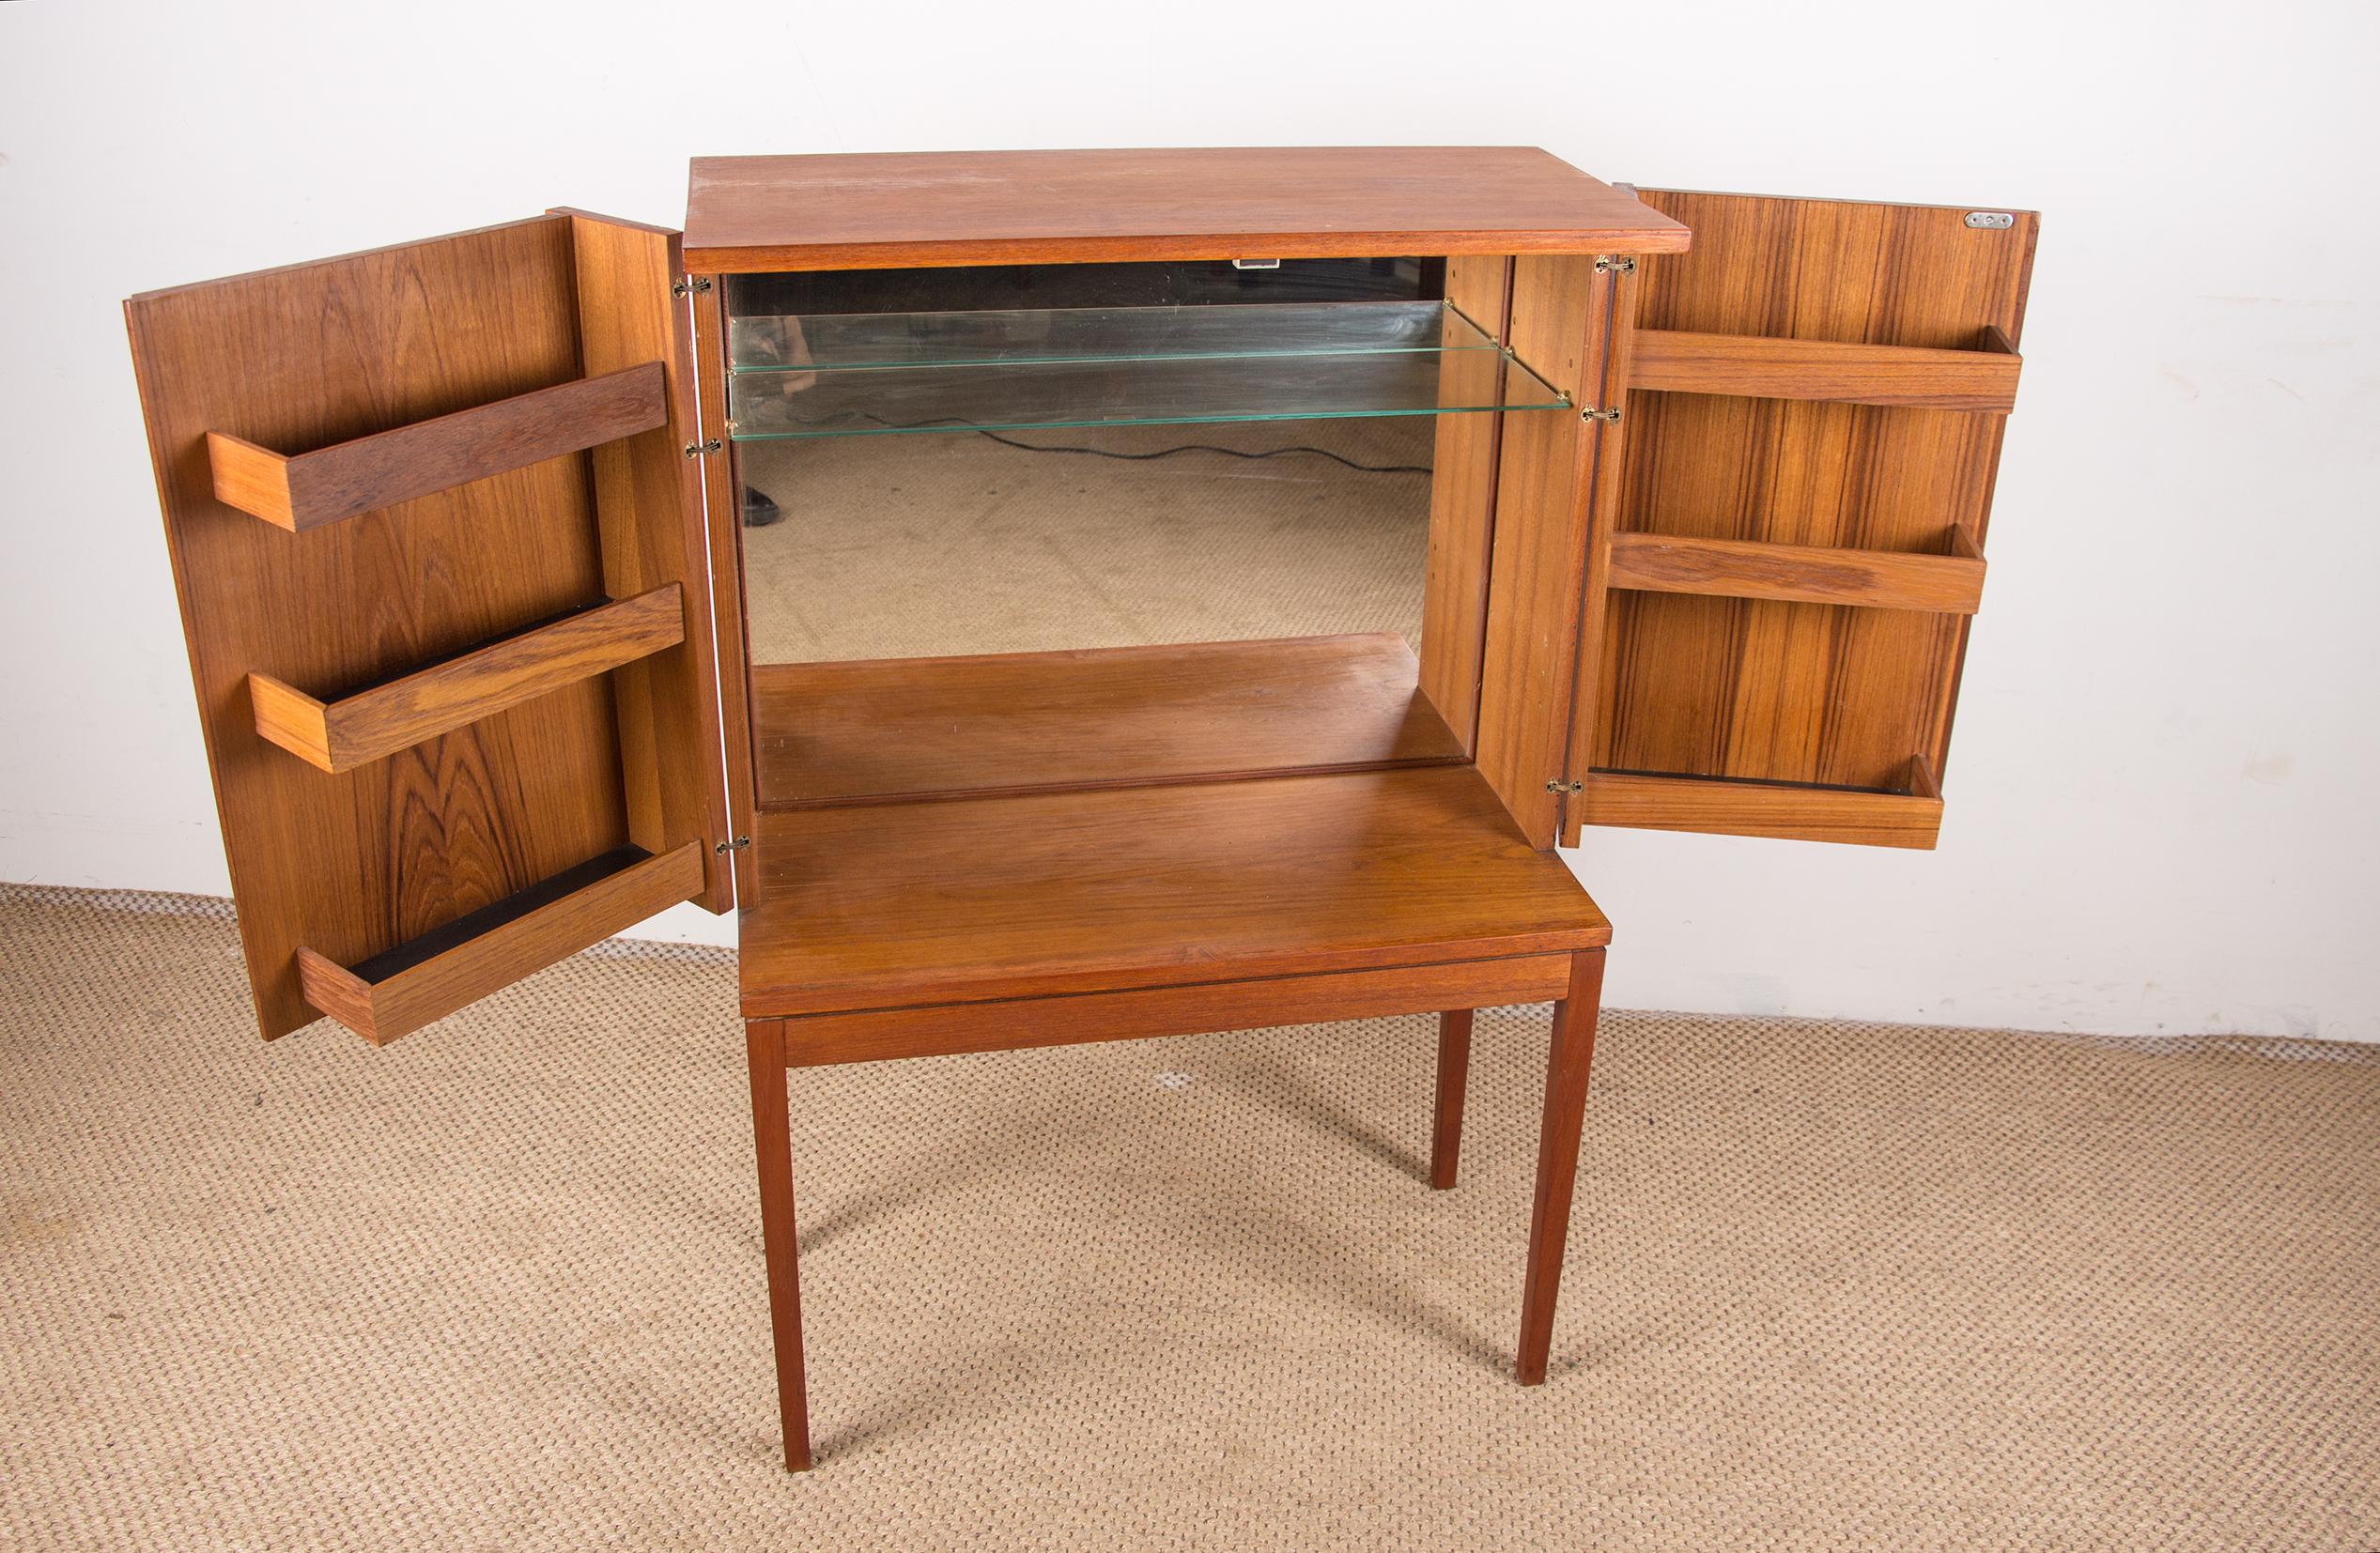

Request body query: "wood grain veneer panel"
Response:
[1474, 254, 1615, 845]
[1630, 330, 2019, 411]
[244, 586, 686, 773]
[1607, 533, 1985, 614]
[684, 147, 1689, 271]
[1416, 255, 1513, 753]
[1571, 191, 2036, 840]
[691, 287, 761, 903]
[203, 364, 666, 530]
[776, 956, 1575, 1068]
[294, 840, 705, 1044]
[564, 210, 734, 910]
[750, 634, 1464, 808]
[126, 215, 715, 1037]
[738, 765, 1608, 1019]
[1577, 771, 1941, 849]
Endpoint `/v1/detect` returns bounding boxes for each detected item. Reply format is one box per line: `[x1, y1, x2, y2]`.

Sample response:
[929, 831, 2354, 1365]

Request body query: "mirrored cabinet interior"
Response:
[124, 147, 2034, 1468]
[725, 256, 1527, 809]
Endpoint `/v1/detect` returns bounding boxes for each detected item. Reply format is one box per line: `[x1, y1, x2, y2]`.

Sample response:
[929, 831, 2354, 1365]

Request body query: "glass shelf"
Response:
[724, 301, 1569, 440]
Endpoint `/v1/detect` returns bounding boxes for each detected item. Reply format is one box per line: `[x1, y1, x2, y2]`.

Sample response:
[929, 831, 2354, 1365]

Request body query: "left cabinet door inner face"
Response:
[126, 211, 730, 1044]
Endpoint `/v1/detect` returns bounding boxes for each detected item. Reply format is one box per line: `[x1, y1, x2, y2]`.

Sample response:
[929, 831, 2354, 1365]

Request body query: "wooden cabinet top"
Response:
[682, 146, 1692, 272]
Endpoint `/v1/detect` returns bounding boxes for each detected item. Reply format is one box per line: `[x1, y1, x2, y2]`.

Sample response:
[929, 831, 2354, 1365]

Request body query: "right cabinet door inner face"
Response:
[1567, 188, 2037, 850]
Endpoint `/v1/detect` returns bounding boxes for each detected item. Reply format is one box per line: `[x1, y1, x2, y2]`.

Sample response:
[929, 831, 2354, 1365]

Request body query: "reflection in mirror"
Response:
[735, 418, 1432, 664]
[723, 261, 1515, 810]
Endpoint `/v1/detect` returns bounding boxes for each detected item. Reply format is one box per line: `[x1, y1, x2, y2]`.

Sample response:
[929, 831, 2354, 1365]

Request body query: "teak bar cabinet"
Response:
[125, 147, 2036, 1471]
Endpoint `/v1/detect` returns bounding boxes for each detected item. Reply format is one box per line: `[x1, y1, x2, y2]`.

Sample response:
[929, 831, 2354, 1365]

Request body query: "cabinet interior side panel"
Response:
[127, 217, 629, 1037]
[1415, 254, 1513, 752]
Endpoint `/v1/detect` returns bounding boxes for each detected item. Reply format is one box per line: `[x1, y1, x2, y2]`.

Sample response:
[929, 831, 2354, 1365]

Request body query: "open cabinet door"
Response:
[125, 211, 731, 1044]
[1563, 189, 2037, 848]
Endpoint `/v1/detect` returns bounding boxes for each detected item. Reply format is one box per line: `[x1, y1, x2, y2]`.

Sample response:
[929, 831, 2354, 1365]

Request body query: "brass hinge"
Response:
[672, 277, 715, 297]
[683, 438, 723, 458]
[1543, 778, 1585, 794]
[1593, 255, 1637, 275]
[1578, 407, 1621, 424]
[714, 835, 750, 855]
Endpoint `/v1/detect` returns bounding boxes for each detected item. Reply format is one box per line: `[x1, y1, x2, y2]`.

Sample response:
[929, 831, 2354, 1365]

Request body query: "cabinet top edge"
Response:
[681, 146, 1692, 274]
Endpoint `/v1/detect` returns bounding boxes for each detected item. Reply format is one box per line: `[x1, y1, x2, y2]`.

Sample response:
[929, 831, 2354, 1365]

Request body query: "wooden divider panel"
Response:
[1475, 254, 1617, 846]
[126, 213, 725, 1039]
[1416, 254, 1514, 752]
[1564, 190, 2037, 847]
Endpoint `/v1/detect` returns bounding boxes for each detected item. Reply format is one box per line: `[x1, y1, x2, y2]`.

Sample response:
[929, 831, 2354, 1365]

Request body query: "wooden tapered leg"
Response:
[746, 1021, 812, 1471]
[1430, 1009, 1475, 1189]
[1515, 949, 1606, 1385]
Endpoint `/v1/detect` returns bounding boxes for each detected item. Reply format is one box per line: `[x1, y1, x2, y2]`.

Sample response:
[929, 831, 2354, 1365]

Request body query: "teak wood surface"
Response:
[737, 764, 1609, 1020]
[744, 925, 1609, 1470]
[203, 363, 668, 532]
[294, 841, 705, 1045]
[564, 210, 736, 915]
[1416, 255, 1515, 755]
[773, 956, 1577, 1070]
[127, 148, 2045, 1478]
[1564, 189, 2037, 846]
[690, 286, 764, 905]
[1629, 329, 2020, 412]
[125, 212, 724, 1040]
[1605, 533, 1986, 615]
[1472, 254, 1619, 846]
[749, 633, 1465, 809]
[247, 585, 687, 774]
[683, 147, 1690, 272]
[1577, 768, 1944, 848]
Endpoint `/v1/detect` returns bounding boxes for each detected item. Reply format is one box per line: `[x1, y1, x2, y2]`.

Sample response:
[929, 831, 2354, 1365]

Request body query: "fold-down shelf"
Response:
[726, 301, 1568, 439]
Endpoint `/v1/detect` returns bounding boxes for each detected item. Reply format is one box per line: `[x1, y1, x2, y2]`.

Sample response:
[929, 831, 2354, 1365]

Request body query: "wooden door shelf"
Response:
[248, 585, 687, 773]
[1577, 758, 1944, 849]
[751, 633, 1466, 809]
[206, 361, 669, 531]
[1629, 327, 2020, 412]
[1606, 533, 1986, 614]
[294, 840, 706, 1045]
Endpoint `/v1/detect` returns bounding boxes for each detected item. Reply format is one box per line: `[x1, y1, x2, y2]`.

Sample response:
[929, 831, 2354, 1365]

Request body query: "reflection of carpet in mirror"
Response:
[737, 418, 1434, 665]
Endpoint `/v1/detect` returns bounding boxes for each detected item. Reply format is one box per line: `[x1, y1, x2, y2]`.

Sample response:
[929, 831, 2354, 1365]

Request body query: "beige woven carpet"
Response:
[3, 884, 2375, 1550]
[736, 419, 1434, 664]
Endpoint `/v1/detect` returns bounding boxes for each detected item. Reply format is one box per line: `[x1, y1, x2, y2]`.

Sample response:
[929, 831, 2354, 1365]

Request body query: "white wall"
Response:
[4, 0, 2374, 1039]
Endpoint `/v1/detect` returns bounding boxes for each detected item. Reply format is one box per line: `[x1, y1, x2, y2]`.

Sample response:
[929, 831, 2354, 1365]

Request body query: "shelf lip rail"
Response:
[207, 361, 669, 531]
[295, 840, 707, 1045]
[1630, 328, 2019, 413]
[1576, 760, 1945, 850]
[247, 584, 687, 773]
[1605, 532, 1985, 614]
